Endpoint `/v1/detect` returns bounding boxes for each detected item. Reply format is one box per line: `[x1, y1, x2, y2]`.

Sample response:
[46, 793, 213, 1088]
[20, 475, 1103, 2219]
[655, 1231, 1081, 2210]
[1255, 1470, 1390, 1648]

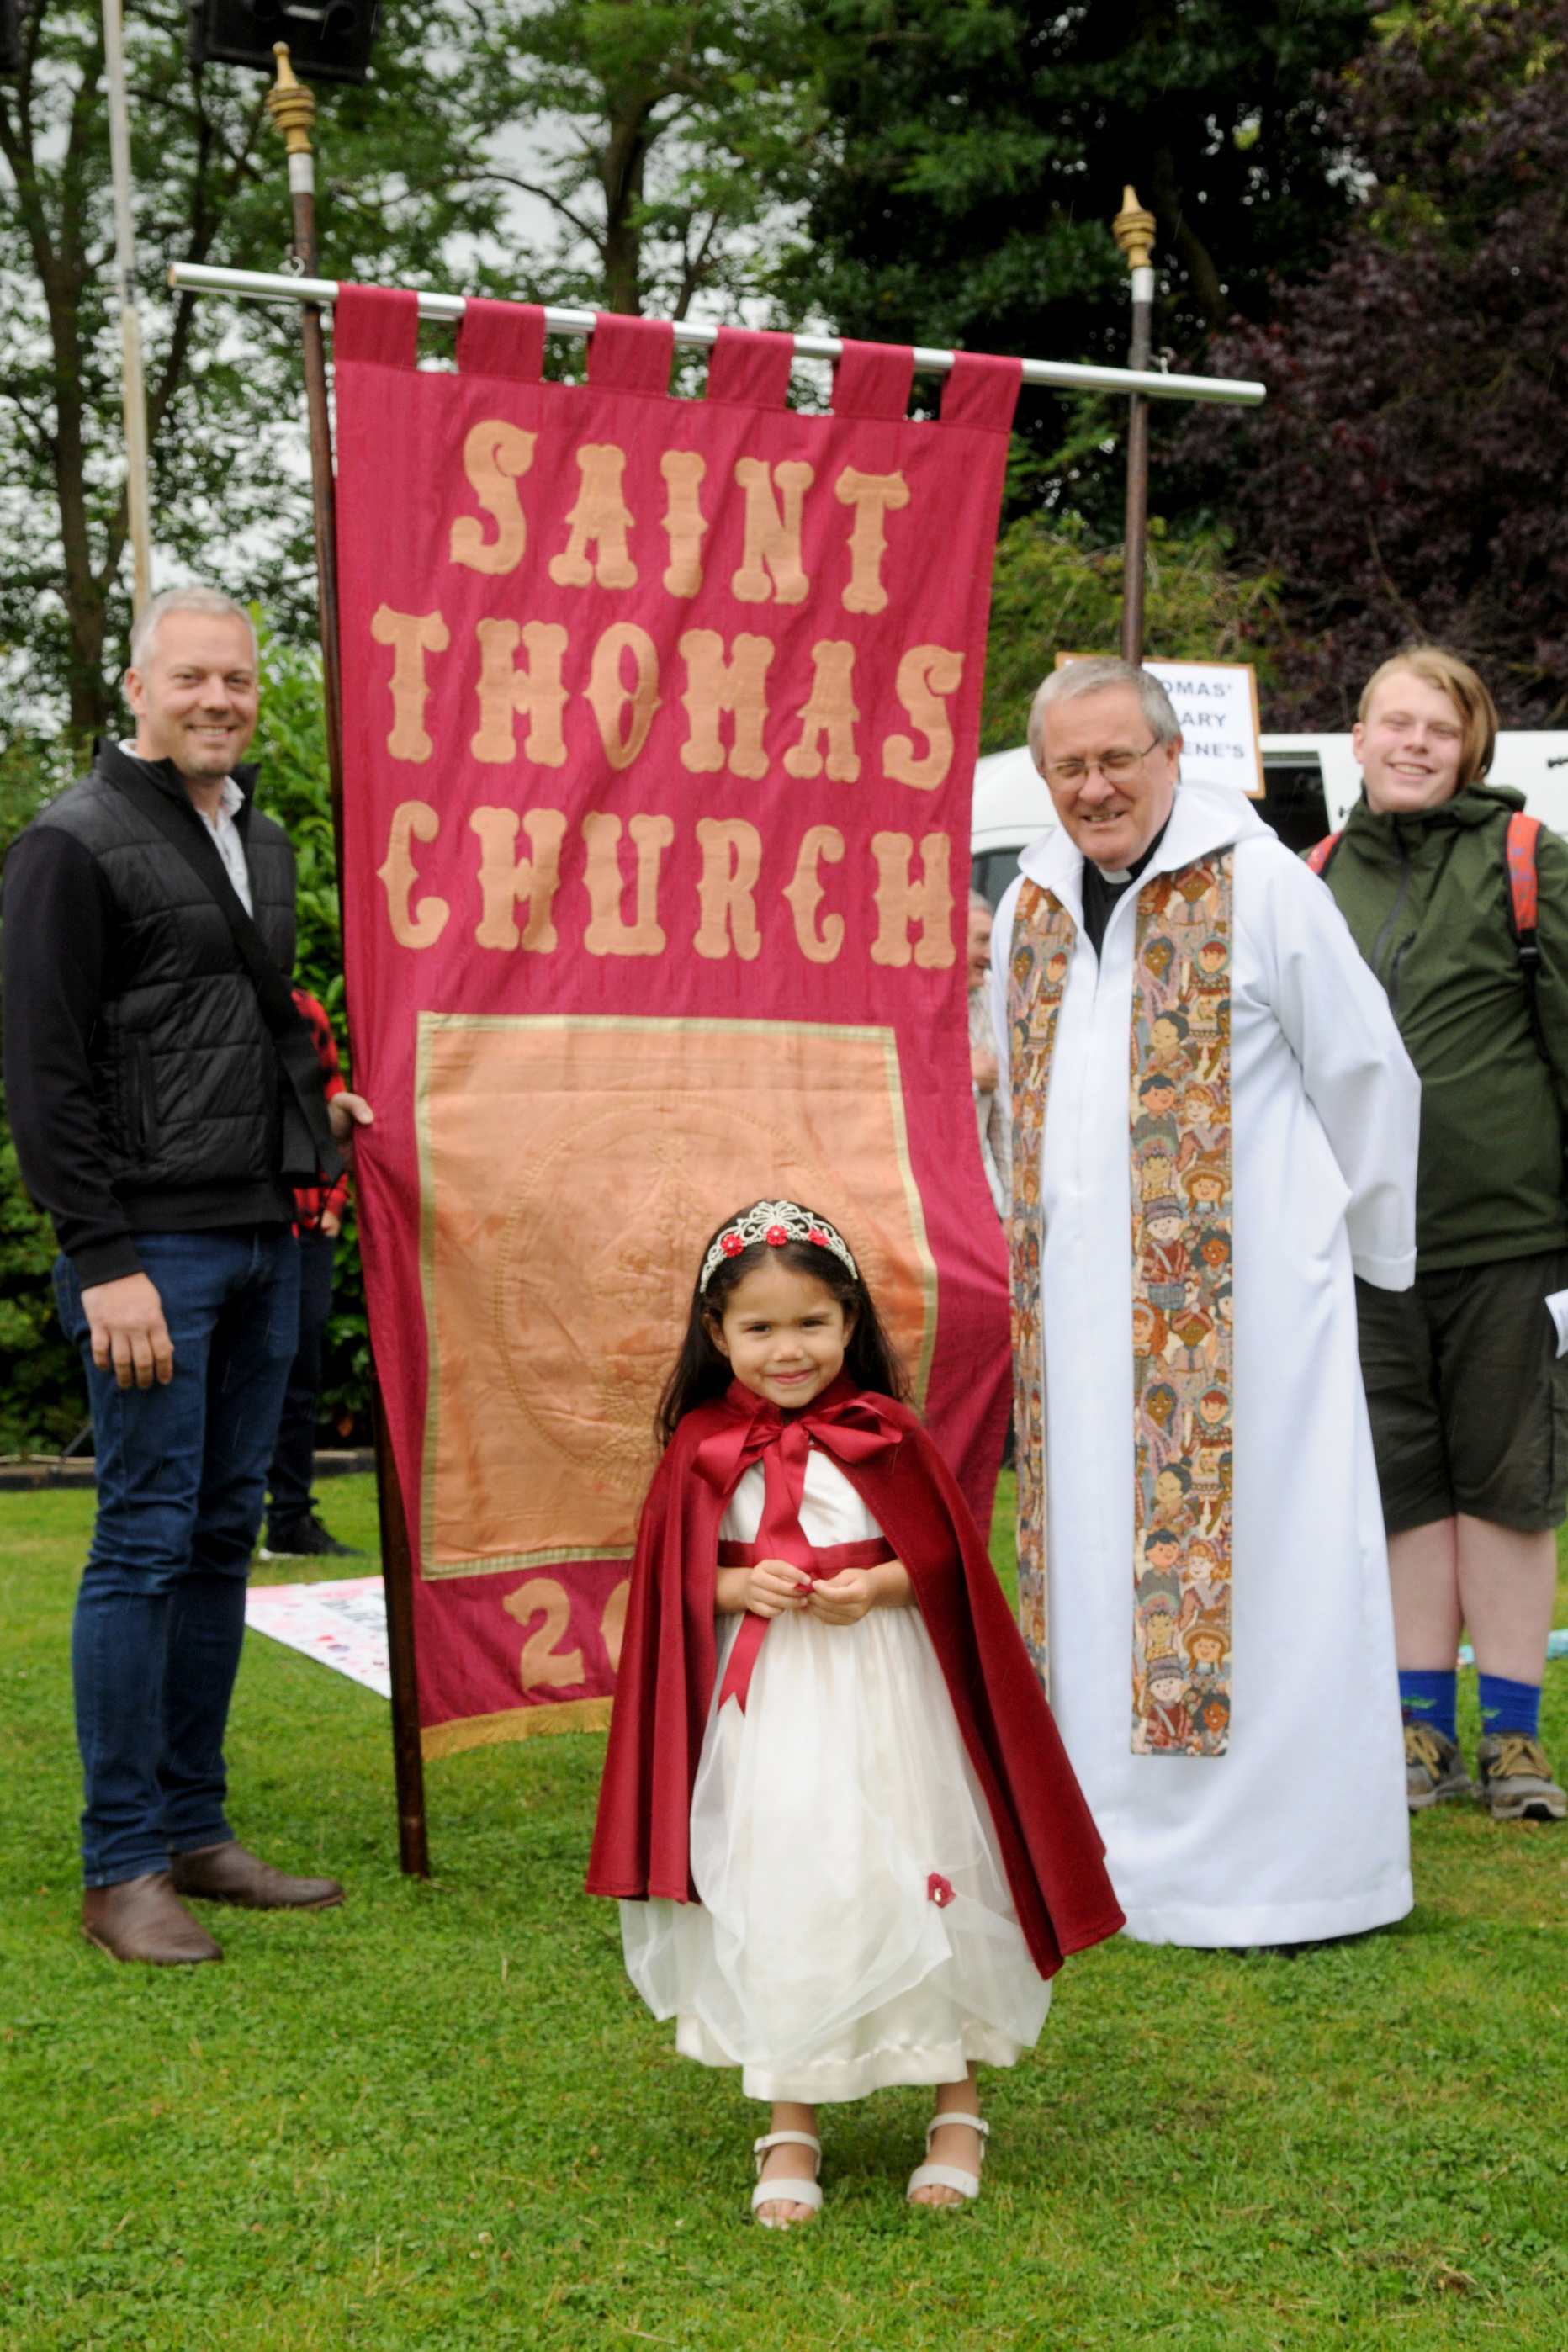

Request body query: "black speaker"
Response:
[187, 0, 379, 85]
[1, 0, 24, 76]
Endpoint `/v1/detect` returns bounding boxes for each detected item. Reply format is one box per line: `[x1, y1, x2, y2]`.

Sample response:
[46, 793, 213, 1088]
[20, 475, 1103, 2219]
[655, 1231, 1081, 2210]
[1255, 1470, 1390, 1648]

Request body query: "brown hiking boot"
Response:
[1474, 1734, 1566, 1822]
[82, 1872, 223, 1964]
[1405, 1722, 1471, 1812]
[171, 1839, 344, 1910]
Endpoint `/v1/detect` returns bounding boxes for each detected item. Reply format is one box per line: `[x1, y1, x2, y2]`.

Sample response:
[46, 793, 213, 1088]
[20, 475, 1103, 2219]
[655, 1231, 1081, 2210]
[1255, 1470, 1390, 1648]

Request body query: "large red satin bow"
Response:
[694, 1375, 904, 1712]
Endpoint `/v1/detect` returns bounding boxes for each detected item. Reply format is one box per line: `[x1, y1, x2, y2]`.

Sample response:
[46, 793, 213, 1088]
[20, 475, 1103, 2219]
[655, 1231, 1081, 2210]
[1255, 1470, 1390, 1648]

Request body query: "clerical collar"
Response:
[1079, 813, 1172, 956]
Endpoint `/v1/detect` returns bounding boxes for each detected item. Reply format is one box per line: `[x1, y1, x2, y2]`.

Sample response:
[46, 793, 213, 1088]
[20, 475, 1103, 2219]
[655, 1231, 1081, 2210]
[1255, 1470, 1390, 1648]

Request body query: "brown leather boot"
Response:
[82, 1872, 224, 1964]
[171, 1839, 344, 1910]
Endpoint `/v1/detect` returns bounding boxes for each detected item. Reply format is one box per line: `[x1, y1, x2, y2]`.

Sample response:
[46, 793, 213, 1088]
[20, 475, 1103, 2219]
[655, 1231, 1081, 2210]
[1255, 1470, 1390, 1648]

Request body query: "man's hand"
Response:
[81, 1272, 174, 1391]
[971, 1044, 999, 1094]
[328, 1091, 373, 1163]
[715, 1556, 809, 1618]
[808, 1560, 913, 1625]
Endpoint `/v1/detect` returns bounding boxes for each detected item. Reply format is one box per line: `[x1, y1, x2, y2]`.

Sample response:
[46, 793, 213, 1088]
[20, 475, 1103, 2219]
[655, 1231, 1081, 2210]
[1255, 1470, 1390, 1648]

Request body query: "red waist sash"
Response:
[715, 1536, 898, 1713]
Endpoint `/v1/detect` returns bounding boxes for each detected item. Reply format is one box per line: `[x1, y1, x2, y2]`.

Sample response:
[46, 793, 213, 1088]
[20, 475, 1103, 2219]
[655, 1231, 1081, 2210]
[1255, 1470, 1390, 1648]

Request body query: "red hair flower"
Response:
[721, 1232, 744, 1257]
[807, 1227, 829, 1248]
[765, 1224, 788, 1246]
[927, 1873, 955, 1909]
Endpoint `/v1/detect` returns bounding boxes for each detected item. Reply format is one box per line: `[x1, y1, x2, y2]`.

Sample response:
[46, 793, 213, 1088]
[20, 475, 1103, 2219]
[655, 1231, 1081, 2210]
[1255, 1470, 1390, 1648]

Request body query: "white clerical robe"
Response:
[990, 779, 1419, 1947]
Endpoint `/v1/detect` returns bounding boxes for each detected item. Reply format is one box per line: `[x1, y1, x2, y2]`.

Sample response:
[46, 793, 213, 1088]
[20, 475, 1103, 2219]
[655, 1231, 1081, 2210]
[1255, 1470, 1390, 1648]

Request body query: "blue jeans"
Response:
[56, 1228, 300, 1885]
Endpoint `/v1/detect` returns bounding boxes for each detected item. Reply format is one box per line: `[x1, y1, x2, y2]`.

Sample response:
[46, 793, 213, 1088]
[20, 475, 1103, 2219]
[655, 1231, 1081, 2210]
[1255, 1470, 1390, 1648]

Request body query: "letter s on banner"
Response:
[883, 645, 965, 790]
[377, 803, 450, 948]
[449, 421, 536, 575]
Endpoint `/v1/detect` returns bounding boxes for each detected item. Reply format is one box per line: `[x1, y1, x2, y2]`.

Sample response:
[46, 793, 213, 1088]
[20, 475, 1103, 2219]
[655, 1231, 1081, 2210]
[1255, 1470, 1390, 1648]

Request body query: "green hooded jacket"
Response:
[1317, 781, 1568, 1271]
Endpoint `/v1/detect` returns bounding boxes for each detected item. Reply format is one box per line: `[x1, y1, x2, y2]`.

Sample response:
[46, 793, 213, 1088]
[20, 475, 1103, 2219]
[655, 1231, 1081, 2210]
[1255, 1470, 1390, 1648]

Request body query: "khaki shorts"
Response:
[1355, 1251, 1568, 1535]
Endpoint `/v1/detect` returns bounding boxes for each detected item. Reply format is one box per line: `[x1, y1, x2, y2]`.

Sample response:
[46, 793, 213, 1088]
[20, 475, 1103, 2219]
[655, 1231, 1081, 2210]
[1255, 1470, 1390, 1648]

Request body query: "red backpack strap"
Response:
[1503, 810, 1547, 1059]
[1505, 811, 1541, 946]
[1305, 830, 1343, 877]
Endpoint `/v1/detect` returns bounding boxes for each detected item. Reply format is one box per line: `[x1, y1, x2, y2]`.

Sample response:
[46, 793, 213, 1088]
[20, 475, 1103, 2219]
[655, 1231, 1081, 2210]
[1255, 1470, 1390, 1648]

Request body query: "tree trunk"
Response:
[599, 103, 654, 314]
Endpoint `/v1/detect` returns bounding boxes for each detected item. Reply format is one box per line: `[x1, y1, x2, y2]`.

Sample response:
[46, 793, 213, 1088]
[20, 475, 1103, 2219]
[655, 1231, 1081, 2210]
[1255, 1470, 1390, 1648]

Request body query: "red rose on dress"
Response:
[927, 1872, 956, 1909]
[765, 1225, 788, 1246]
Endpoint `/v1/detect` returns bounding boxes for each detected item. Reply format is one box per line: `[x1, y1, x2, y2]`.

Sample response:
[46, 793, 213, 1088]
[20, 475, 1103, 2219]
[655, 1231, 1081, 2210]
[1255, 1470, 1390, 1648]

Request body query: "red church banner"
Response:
[332, 288, 1020, 1755]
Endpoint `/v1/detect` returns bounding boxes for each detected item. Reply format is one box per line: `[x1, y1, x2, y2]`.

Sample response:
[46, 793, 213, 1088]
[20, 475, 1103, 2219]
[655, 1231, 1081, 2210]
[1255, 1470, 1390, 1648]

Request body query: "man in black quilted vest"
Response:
[3, 585, 373, 1963]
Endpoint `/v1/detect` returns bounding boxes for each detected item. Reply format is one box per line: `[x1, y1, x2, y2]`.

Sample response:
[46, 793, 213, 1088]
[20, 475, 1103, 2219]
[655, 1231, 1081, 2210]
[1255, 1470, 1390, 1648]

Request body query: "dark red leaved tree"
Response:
[1174, 2, 1568, 728]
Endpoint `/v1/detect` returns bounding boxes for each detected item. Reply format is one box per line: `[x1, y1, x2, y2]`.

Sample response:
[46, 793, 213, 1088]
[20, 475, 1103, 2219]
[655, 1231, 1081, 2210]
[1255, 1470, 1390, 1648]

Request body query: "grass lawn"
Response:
[3, 1475, 1566, 2350]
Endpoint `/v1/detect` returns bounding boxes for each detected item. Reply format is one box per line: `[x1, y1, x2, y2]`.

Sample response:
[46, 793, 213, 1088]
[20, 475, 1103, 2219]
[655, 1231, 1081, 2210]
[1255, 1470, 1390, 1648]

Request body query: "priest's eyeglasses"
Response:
[1043, 737, 1162, 786]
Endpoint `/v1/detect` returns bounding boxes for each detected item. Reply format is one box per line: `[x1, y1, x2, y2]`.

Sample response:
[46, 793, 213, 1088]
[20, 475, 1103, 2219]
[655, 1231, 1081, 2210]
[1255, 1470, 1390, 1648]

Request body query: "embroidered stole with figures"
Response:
[1008, 857, 1235, 1757]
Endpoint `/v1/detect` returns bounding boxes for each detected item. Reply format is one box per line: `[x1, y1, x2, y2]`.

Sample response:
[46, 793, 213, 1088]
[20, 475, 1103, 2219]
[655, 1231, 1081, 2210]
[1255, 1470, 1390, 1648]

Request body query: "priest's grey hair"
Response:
[1027, 657, 1180, 767]
[129, 584, 258, 675]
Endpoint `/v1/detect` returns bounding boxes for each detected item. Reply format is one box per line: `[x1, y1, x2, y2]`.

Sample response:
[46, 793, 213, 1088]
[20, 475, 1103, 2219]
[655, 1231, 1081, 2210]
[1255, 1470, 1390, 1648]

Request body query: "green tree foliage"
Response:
[1175, 0, 1568, 725]
[0, 0, 511, 737]
[468, 0, 817, 318]
[787, 0, 1376, 527]
[981, 516, 1279, 750]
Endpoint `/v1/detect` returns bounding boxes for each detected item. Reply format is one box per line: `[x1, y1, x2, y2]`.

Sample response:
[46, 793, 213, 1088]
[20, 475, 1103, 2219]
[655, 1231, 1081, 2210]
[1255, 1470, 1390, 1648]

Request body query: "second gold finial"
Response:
[1112, 184, 1157, 273]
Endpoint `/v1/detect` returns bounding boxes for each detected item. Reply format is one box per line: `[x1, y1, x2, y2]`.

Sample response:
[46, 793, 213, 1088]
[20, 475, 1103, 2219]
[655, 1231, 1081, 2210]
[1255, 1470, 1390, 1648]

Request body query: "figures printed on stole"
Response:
[1129, 871, 1236, 1755]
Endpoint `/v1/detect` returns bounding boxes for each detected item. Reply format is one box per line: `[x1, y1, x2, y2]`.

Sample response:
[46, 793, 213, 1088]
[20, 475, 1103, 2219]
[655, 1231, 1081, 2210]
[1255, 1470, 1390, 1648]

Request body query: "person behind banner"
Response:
[260, 987, 363, 1563]
[588, 1200, 1123, 2228]
[967, 890, 1009, 1215]
[0, 585, 373, 1968]
[990, 656, 1422, 1949]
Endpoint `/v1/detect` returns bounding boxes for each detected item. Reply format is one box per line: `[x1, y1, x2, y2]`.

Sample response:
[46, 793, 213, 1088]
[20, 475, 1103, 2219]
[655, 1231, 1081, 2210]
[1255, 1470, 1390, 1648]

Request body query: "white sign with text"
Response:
[1143, 660, 1264, 797]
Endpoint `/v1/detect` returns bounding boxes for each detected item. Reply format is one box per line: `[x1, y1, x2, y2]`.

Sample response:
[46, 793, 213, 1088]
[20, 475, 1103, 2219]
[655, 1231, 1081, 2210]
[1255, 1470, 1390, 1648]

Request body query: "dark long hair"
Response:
[654, 1203, 912, 1447]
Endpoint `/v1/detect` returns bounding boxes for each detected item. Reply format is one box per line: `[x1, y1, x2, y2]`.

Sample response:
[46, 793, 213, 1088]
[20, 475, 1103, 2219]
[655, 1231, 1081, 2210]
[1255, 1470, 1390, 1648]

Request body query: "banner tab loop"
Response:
[457, 298, 546, 383]
[587, 312, 675, 395]
[334, 283, 418, 368]
[833, 338, 914, 421]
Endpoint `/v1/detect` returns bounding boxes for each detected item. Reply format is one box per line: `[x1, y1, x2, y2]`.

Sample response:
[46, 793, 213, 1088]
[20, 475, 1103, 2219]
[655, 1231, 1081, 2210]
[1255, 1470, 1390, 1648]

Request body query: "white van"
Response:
[970, 733, 1568, 907]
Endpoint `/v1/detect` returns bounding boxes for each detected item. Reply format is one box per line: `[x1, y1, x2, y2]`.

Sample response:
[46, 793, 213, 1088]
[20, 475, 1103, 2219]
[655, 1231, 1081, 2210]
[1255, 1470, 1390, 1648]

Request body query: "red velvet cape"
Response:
[586, 1380, 1126, 1978]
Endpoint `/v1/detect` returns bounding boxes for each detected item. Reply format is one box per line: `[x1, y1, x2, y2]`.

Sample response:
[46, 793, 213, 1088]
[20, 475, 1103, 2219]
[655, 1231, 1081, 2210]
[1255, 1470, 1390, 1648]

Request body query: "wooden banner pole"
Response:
[1113, 187, 1158, 665]
[264, 44, 431, 1879]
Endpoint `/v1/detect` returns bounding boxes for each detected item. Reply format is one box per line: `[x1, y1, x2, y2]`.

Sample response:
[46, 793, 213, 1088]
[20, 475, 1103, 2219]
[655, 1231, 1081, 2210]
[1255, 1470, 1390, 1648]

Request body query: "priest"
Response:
[990, 656, 1421, 1947]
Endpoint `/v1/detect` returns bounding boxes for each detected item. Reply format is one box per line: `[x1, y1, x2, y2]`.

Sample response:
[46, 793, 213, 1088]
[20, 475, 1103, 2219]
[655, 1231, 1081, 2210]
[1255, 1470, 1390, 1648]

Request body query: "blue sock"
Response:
[1399, 1668, 1457, 1743]
[1477, 1672, 1541, 1739]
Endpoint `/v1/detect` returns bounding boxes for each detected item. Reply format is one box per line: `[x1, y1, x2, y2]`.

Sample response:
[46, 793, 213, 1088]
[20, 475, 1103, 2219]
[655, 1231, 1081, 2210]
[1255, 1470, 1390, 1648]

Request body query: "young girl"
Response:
[588, 1201, 1122, 2226]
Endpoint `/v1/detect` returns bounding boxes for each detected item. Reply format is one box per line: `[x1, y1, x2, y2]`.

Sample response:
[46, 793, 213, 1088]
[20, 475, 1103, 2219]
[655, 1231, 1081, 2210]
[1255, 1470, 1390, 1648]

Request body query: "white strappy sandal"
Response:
[907, 2111, 989, 2206]
[751, 2129, 824, 2228]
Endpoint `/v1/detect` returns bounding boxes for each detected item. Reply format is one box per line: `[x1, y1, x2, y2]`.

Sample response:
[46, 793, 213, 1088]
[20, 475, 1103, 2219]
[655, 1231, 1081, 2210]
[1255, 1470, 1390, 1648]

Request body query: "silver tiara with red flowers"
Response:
[700, 1200, 859, 1294]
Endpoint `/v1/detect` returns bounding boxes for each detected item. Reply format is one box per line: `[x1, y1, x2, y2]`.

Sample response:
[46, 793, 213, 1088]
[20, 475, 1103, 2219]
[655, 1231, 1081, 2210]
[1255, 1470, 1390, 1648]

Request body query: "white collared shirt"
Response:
[120, 744, 253, 914]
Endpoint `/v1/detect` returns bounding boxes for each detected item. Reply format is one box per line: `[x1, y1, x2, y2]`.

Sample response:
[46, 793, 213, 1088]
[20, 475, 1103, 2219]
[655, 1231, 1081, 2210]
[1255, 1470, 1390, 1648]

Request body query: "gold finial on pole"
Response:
[264, 42, 316, 156]
[1112, 185, 1157, 275]
[1113, 184, 1156, 663]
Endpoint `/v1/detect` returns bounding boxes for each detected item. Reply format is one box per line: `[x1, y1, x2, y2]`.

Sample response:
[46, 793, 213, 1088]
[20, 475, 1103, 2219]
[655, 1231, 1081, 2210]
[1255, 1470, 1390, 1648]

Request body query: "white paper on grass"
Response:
[244, 1575, 390, 1699]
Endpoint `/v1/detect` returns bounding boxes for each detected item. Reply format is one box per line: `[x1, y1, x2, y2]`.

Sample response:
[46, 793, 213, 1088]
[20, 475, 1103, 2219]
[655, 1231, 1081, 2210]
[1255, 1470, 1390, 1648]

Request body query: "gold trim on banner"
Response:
[421, 1696, 613, 1757]
[411, 1013, 939, 1581]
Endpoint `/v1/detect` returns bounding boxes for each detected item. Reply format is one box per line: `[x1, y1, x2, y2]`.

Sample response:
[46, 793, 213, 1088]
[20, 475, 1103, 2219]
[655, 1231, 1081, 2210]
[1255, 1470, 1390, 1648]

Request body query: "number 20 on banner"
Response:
[503, 1576, 629, 1693]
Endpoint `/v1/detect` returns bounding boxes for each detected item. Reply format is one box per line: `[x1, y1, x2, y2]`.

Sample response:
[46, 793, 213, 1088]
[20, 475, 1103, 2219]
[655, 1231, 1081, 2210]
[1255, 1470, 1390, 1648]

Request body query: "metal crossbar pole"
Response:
[166, 261, 1265, 409]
